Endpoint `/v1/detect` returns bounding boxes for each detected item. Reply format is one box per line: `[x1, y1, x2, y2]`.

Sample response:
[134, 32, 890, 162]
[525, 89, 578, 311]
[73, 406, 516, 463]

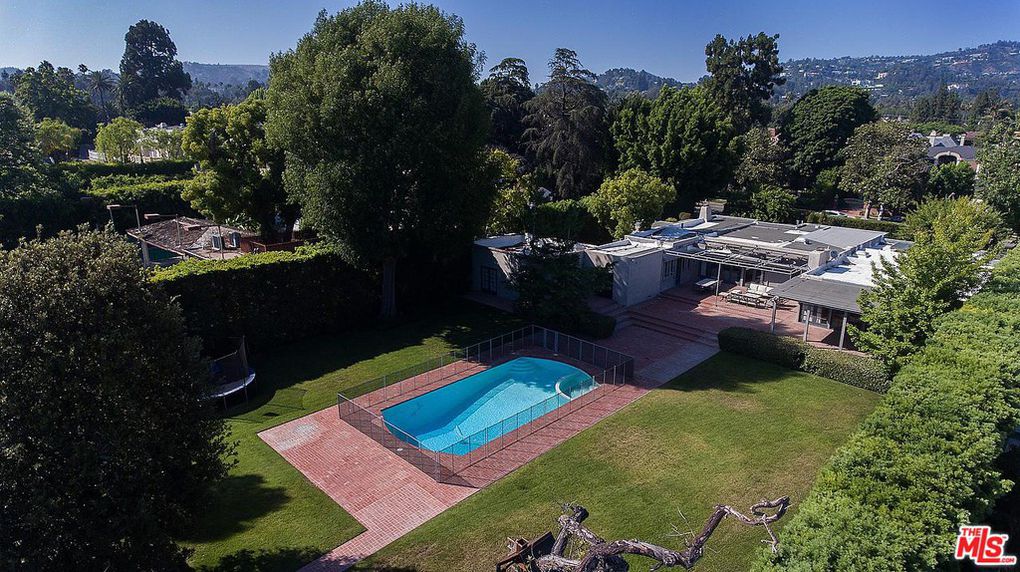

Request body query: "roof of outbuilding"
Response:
[801, 227, 886, 251]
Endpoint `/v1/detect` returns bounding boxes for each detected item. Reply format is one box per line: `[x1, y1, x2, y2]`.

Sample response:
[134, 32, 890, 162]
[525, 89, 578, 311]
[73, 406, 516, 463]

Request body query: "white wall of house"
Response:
[471, 245, 519, 300]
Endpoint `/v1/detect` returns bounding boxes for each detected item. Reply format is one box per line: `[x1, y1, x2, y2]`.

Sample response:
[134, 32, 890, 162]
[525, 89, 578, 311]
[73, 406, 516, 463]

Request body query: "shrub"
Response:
[717, 327, 890, 393]
[576, 311, 617, 339]
[805, 212, 910, 240]
[534, 199, 609, 244]
[717, 327, 806, 370]
[152, 247, 378, 352]
[755, 248, 1020, 571]
[0, 187, 92, 248]
[802, 347, 890, 392]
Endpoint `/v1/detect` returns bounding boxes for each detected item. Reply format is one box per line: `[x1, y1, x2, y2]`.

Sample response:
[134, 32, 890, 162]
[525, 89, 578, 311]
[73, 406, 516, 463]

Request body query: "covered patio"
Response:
[767, 277, 866, 350]
[665, 246, 809, 296]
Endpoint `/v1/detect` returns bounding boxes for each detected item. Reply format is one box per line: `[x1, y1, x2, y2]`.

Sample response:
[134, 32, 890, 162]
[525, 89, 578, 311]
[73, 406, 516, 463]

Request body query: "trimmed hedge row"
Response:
[86, 179, 197, 219]
[717, 327, 890, 392]
[534, 200, 609, 245]
[152, 248, 379, 352]
[55, 160, 194, 181]
[754, 248, 1020, 571]
[805, 212, 910, 240]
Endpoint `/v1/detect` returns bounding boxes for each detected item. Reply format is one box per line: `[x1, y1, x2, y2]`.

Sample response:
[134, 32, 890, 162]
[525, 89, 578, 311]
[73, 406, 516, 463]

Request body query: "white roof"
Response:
[811, 244, 900, 287]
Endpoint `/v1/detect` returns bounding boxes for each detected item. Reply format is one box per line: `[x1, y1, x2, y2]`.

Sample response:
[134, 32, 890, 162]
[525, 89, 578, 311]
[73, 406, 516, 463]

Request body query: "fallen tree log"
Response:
[506, 496, 790, 572]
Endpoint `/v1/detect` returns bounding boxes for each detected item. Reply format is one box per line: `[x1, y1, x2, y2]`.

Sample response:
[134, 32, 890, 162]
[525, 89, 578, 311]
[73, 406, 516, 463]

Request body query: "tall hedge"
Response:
[534, 199, 609, 245]
[55, 160, 194, 181]
[754, 249, 1020, 571]
[717, 326, 889, 392]
[86, 179, 197, 221]
[805, 211, 910, 240]
[152, 248, 378, 352]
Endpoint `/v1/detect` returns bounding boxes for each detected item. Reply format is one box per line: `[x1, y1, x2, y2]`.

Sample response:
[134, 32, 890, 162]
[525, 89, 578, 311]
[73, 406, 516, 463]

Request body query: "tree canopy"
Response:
[0, 227, 231, 570]
[615, 85, 737, 210]
[266, 1, 491, 317]
[584, 168, 674, 238]
[852, 197, 999, 369]
[780, 85, 877, 188]
[730, 125, 789, 205]
[704, 32, 785, 128]
[927, 162, 975, 198]
[34, 117, 80, 160]
[747, 186, 796, 222]
[484, 148, 538, 235]
[95, 116, 143, 163]
[183, 90, 295, 241]
[119, 20, 192, 108]
[524, 48, 610, 199]
[977, 112, 1020, 232]
[480, 58, 534, 156]
[0, 94, 50, 199]
[838, 121, 929, 216]
[910, 83, 962, 125]
[13, 61, 96, 129]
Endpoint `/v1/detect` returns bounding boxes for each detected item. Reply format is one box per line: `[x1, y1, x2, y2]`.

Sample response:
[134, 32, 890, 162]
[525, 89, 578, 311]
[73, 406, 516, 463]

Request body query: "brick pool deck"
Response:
[259, 342, 692, 571]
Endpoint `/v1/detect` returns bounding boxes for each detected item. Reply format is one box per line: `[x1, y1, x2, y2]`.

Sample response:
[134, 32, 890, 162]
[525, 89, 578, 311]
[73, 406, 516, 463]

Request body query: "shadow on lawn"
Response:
[180, 474, 290, 543]
[222, 301, 522, 422]
[195, 547, 321, 572]
[658, 352, 802, 395]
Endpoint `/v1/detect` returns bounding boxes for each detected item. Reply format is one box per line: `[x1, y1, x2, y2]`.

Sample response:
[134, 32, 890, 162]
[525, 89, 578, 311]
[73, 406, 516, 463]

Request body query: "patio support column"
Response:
[770, 300, 778, 334]
[802, 308, 810, 341]
[839, 311, 848, 350]
[714, 263, 722, 297]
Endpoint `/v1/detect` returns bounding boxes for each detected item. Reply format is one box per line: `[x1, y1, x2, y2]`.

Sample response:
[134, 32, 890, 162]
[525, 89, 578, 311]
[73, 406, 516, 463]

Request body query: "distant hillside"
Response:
[596, 68, 686, 99]
[777, 41, 1020, 107]
[181, 62, 269, 86]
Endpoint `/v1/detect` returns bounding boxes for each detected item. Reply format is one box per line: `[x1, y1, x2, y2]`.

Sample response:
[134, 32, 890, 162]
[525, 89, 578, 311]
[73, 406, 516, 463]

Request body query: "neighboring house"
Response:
[126, 216, 257, 266]
[924, 131, 979, 169]
[473, 205, 909, 346]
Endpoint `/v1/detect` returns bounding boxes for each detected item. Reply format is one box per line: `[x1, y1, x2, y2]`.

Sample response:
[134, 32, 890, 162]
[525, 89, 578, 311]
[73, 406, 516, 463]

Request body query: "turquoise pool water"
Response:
[381, 357, 595, 456]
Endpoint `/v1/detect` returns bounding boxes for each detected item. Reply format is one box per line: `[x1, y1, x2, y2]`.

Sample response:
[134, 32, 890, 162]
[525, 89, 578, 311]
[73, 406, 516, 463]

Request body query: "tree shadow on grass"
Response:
[221, 301, 523, 422]
[196, 548, 422, 572]
[657, 352, 804, 395]
[196, 547, 321, 572]
[179, 473, 290, 543]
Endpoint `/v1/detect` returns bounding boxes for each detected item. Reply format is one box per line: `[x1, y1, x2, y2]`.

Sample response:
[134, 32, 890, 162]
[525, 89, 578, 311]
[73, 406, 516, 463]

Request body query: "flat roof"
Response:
[591, 240, 661, 258]
[769, 277, 868, 314]
[812, 244, 900, 287]
[801, 227, 886, 251]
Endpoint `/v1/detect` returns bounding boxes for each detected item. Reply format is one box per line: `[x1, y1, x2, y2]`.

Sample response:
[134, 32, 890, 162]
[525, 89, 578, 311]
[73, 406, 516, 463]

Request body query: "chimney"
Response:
[698, 203, 712, 222]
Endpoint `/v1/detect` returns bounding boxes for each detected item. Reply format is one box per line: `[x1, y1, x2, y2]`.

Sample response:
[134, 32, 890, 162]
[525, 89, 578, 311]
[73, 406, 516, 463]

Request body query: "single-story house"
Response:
[472, 205, 908, 344]
[126, 216, 257, 266]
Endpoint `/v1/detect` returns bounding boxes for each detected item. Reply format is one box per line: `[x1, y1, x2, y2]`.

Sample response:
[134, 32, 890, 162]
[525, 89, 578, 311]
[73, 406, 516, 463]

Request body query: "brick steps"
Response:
[627, 308, 718, 346]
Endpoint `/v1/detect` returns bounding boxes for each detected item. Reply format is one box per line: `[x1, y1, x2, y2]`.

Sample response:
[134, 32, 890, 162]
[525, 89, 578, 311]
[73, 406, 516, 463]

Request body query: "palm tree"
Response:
[87, 70, 116, 122]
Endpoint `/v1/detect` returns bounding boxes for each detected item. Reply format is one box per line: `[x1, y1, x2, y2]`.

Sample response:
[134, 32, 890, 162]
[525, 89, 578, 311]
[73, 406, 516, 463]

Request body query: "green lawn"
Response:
[357, 353, 880, 572]
[182, 302, 523, 572]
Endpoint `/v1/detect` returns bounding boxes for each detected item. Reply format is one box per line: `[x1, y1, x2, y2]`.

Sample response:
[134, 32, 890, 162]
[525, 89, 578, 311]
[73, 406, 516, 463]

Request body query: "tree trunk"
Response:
[862, 200, 871, 219]
[518, 497, 790, 572]
[380, 257, 397, 319]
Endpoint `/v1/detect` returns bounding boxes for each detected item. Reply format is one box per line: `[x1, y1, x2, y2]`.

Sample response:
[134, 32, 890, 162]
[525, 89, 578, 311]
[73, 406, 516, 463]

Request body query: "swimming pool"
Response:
[381, 357, 596, 456]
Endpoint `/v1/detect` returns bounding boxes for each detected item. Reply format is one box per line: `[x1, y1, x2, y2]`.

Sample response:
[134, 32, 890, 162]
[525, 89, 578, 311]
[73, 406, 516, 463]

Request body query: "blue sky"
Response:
[2, 0, 1019, 81]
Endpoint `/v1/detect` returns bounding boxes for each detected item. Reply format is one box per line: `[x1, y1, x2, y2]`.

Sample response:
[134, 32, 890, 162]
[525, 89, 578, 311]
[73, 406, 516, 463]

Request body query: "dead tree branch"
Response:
[526, 496, 790, 572]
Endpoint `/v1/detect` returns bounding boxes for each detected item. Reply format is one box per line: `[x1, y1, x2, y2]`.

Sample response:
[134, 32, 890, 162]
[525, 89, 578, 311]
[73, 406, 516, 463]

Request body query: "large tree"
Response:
[485, 148, 539, 236]
[34, 117, 80, 160]
[927, 162, 975, 198]
[183, 90, 295, 241]
[584, 168, 674, 238]
[703, 32, 785, 129]
[615, 85, 737, 210]
[13, 61, 96, 129]
[266, 2, 491, 318]
[119, 20, 192, 108]
[523, 48, 610, 198]
[0, 94, 50, 198]
[0, 228, 231, 570]
[851, 198, 999, 369]
[779, 85, 876, 188]
[977, 112, 1020, 232]
[480, 58, 534, 155]
[910, 83, 962, 125]
[729, 125, 789, 212]
[839, 121, 929, 217]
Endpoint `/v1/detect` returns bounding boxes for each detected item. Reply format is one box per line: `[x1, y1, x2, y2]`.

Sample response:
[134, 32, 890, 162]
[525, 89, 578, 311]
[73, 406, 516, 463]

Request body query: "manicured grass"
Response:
[182, 302, 523, 571]
[358, 353, 880, 572]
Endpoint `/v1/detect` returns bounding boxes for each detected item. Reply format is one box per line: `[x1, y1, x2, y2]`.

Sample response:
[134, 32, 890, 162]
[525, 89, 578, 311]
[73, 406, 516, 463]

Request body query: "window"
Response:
[480, 266, 499, 295]
[800, 304, 832, 328]
[662, 258, 677, 279]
